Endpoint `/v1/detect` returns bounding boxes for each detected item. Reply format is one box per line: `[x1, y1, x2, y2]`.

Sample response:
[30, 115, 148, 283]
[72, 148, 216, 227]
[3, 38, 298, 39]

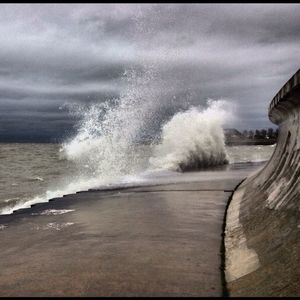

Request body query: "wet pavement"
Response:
[0, 164, 262, 296]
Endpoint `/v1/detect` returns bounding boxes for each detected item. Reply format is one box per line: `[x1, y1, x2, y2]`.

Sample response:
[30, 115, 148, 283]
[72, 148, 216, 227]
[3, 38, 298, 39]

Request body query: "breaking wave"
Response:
[61, 67, 159, 182]
[149, 100, 231, 171]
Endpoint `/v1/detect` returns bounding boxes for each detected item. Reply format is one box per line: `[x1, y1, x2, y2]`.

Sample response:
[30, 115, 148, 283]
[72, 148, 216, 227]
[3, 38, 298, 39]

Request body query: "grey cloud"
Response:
[0, 4, 300, 142]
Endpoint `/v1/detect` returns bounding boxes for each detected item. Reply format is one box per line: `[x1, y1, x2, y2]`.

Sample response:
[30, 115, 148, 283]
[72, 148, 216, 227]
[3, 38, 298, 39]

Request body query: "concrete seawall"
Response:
[225, 69, 300, 296]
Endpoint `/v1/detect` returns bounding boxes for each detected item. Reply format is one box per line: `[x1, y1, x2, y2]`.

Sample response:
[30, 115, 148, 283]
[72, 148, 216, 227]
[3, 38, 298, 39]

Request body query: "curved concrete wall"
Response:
[225, 69, 300, 296]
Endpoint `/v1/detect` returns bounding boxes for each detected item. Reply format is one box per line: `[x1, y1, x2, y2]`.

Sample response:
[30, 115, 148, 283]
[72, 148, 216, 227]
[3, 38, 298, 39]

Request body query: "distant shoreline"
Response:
[226, 139, 276, 146]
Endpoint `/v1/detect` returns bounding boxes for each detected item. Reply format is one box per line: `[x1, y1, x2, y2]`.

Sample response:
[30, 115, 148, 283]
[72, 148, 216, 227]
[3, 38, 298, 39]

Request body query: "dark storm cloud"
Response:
[1, 4, 300, 141]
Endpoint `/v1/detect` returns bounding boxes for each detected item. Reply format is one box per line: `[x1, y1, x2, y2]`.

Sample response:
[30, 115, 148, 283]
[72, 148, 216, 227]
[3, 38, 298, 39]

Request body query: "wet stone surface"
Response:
[0, 166, 259, 297]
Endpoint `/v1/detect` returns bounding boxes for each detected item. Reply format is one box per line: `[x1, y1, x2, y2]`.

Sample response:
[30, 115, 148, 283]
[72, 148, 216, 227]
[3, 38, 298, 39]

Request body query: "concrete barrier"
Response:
[225, 69, 300, 296]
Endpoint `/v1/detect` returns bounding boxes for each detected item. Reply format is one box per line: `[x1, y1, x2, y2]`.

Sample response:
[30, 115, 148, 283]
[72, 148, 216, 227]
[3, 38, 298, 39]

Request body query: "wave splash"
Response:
[149, 100, 231, 171]
[0, 68, 159, 215]
[0, 62, 234, 216]
[61, 67, 159, 182]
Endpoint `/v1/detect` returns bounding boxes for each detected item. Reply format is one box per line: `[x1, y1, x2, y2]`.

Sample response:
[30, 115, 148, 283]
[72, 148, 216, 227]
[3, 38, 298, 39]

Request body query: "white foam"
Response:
[31, 209, 75, 216]
[34, 222, 74, 231]
[0, 224, 8, 230]
[149, 100, 232, 171]
[33, 176, 44, 182]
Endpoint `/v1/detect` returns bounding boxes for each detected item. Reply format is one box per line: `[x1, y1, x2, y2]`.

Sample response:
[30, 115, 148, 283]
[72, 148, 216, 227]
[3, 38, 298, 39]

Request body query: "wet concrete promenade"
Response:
[0, 164, 261, 297]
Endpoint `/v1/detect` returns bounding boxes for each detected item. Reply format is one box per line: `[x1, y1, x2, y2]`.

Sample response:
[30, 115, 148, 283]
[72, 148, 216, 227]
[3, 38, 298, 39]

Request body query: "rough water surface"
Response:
[0, 142, 274, 214]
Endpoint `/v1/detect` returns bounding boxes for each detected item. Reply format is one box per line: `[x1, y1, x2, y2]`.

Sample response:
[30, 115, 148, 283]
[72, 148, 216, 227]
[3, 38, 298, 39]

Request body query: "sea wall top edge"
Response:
[269, 69, 300, 125]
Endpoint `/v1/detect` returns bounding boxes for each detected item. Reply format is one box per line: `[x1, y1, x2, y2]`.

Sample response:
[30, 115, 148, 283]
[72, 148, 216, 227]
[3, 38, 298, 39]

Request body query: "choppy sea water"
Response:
[0, 143, 275, 214]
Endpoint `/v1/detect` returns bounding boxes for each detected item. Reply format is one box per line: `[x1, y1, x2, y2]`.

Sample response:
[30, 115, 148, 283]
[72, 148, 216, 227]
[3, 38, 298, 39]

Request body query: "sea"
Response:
[0, 142, 275, 215]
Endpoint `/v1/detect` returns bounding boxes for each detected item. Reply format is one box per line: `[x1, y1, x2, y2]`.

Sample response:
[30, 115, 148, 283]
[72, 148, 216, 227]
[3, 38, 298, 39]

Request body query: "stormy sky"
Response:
[1, 4, 300, 142]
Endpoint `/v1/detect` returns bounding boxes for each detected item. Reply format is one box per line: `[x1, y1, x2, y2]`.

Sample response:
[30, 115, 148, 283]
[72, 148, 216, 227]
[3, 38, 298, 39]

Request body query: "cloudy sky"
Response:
[1, 4, 300, 142]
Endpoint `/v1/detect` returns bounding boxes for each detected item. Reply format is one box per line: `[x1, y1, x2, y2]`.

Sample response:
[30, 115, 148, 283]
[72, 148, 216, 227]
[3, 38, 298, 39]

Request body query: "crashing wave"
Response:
[149, 100, 230, 171]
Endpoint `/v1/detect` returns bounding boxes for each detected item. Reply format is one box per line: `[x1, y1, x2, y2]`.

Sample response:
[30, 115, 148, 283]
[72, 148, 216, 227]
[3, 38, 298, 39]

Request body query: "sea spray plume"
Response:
[60, 66, 160, 180]
[149, 100, 231, 172]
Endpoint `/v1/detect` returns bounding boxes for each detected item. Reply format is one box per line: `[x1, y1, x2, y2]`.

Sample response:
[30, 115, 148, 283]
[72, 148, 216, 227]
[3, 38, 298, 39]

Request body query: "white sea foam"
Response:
[34, 222, 74, 231]
[0, 224, 8, 230]
[31, 209, 75, 216]
[149, 100, 231, 171]
[34, 177, 44, 182]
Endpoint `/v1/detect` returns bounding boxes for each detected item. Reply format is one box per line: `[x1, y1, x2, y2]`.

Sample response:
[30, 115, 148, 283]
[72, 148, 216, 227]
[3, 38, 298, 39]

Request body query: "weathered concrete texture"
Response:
[226, 69, 300, 296]
[269, 69, 300, 124]
[0, 175, 253, 297]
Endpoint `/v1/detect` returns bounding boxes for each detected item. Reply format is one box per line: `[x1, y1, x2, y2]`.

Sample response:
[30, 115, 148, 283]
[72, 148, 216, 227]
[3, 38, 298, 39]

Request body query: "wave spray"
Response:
[150, 100, 230, 171]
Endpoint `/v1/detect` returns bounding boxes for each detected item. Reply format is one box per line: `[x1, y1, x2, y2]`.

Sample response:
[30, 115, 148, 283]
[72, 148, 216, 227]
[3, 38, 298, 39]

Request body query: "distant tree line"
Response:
[242, 128, 279, 140]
